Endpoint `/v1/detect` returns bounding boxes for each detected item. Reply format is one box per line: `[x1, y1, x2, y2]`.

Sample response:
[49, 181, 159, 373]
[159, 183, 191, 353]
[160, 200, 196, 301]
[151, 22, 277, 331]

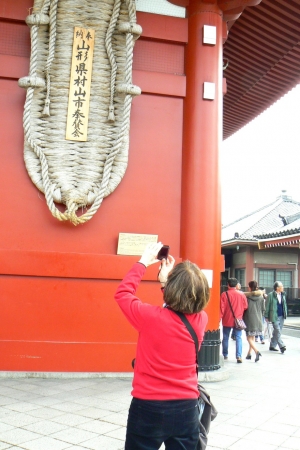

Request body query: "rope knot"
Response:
[64, 195, 89, 226]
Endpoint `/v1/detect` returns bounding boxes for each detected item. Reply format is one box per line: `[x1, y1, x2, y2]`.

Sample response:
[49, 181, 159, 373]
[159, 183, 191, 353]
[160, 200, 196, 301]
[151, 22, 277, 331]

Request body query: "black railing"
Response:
[220, 286, 300, 316]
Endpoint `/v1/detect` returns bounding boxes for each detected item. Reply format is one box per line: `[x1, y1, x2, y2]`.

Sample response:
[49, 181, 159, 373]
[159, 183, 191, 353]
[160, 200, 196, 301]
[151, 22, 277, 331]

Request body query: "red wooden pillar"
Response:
[181, 0, 223, 369]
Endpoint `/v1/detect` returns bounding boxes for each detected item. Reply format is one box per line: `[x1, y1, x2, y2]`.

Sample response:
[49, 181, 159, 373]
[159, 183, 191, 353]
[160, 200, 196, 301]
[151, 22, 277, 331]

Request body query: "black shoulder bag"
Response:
[173, 311, 218, 450]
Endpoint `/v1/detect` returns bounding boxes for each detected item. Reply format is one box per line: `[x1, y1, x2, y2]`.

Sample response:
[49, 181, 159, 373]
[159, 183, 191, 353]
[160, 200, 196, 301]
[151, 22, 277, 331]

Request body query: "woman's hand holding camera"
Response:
[139, 243, 175, 286]
[139, 242, 164, 267]
[158, 256, 175, 285]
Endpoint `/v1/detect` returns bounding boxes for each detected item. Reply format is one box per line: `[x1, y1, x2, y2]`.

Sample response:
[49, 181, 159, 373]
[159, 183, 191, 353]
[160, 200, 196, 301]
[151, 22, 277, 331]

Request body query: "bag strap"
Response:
[172, 310, 199, 374]
[172, 310, 219, 424]
[225, 291, 237, 320]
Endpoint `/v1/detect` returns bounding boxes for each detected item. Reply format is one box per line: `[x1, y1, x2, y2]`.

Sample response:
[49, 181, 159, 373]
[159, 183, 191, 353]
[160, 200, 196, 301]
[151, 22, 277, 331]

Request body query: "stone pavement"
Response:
[207, 325, 300, 450]
[284, 316, 300, 328]
[0, 325, 299, 450]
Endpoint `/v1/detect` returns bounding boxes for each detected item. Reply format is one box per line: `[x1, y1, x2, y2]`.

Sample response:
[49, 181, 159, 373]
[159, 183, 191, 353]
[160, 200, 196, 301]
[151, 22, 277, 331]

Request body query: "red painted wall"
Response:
[0, 4, 189, 371]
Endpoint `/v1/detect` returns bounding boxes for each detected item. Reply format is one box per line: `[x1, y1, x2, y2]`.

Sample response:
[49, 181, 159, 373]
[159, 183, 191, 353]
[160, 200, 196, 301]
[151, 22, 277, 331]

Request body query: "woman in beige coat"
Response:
[243, 281, 265, 362]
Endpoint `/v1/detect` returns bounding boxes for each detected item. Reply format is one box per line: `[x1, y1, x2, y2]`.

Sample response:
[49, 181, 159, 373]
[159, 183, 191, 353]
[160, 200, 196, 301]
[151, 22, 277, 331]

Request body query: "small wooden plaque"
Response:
[66, 27, 95, 142]
[117, 233, 158, 256]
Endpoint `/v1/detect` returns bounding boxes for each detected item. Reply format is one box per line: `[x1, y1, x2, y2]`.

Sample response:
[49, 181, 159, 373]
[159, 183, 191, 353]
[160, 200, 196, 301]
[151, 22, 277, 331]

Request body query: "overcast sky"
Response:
[221, 84, 300, 225]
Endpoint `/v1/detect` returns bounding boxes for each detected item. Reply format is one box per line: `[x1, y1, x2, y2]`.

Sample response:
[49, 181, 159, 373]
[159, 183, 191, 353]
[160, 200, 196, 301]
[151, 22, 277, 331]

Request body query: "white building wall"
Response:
[136, 0, 185, 17]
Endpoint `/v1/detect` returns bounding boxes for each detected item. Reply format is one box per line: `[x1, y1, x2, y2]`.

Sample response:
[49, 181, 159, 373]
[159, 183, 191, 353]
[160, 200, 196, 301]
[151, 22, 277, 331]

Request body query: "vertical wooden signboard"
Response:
[66, 27, 95, 141]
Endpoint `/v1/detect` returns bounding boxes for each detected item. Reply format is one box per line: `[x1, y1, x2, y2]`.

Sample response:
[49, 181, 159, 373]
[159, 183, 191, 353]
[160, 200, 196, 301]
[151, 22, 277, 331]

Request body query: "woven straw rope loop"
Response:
[19, 0, 142, 225]
[116, 83, 141, 96]
[105, 0, 122, 122]
[18, 76, 46, 89]
[25, 13, 50, 26]
[119, 22, 142, 38]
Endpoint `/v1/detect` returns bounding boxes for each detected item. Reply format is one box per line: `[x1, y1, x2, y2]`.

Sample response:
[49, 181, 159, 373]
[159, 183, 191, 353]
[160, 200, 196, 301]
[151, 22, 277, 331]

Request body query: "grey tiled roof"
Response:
[222, 198, 300, 243]
[255, 216, 300, 239]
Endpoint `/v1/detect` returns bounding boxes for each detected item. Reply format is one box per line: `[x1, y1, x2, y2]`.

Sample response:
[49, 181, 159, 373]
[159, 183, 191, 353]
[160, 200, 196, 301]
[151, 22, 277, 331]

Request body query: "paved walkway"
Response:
[0, 326, 299, 450]
[284, 316, 300, 328]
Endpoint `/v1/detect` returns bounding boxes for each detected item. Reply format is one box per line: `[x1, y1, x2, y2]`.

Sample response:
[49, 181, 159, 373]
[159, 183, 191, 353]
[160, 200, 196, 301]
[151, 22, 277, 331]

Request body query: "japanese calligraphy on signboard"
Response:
[117, 233, 158, 256]
[66, 27, 95, 141]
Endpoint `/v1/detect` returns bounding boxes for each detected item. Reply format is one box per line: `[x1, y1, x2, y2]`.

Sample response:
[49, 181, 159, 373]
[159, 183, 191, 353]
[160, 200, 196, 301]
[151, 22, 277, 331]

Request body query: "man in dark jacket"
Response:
[265, 281, 287, 353]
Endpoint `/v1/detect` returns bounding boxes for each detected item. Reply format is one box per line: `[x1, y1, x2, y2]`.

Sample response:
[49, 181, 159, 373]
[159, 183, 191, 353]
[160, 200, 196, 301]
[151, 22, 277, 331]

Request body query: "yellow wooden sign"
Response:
[66, 27, 95, 141]
[117, 233, 158, 256]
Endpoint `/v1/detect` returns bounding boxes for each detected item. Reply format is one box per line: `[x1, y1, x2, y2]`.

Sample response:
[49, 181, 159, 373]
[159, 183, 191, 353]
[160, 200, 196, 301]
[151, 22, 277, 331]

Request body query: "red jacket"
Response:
[220, 287, 248, 327]
[115, 262, 208, 400]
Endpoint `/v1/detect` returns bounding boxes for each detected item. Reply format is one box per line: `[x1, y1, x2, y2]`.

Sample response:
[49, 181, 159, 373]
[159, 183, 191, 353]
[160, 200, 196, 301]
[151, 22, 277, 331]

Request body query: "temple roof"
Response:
[168, 0, 300, 138]
[255, 214, 300, 240]
[223, 0, 300, 139]
[222, 194, 300, 245]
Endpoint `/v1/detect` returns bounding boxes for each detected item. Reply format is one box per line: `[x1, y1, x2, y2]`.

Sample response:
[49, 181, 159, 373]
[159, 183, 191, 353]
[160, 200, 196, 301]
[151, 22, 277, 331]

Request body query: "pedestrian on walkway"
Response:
[265, 281, 287, 353]
[115, 242, 210, 450]
[231, 282, 242, 342]
[243, 281, 265, 362]
[255, 287, 267, 344]
[220, 278, 248, 363]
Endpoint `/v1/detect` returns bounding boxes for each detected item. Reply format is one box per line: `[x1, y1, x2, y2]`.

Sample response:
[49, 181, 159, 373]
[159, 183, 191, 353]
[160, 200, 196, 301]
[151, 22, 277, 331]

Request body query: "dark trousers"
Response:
[125, 397, 199, 450]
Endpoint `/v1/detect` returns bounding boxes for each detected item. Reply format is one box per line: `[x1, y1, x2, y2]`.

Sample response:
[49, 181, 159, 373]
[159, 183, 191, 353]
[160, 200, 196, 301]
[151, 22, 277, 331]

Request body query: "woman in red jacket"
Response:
[115, 242, 210, 450]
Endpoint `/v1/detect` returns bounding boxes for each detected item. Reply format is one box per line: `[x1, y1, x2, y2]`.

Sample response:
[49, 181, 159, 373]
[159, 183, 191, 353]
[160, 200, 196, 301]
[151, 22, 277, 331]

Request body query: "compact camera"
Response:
[157, 245, 170, 260]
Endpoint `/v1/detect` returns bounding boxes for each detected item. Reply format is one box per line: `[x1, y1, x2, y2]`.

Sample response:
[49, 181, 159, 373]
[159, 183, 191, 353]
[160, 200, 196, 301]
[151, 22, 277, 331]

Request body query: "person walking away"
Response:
[231, 282, 242, 342]
[220, 278, 248, 363]
[243, 281, 265, 362]
[115, 242, 210, 450]
[265, 281, 287, 353]
[255, 287, 267, 344]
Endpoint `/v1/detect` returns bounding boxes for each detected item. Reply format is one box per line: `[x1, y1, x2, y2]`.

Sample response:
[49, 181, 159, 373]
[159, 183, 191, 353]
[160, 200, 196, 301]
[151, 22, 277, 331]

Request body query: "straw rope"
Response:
[42, 0, 59, 116]
[19, 0, 141, 225]
[105, 0, 122, 122]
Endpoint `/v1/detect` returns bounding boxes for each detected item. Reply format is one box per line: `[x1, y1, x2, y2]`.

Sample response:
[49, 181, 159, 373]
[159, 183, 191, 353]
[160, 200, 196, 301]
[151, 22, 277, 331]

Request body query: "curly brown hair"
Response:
[163, 261, 210, 314]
